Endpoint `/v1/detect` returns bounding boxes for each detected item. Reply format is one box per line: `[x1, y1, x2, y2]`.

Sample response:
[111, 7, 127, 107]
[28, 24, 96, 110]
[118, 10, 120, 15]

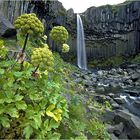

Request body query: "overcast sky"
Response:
[59, 0, 126, 13]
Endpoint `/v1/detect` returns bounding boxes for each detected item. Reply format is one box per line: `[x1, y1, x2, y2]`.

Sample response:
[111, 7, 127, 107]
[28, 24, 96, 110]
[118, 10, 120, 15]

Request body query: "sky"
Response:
[58, 0, 126, 13]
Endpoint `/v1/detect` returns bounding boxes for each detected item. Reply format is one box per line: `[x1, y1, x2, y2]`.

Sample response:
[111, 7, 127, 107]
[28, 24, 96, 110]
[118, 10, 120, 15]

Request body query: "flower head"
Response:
[31, 45, 54, 71]
[62, 43, 70, 53]
[14, 13, 44, 37]
[50, 26, 68, 44]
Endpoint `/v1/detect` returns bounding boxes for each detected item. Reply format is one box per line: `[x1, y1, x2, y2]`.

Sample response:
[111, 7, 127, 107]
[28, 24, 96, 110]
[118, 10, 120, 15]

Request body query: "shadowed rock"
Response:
[114, 109, 140, 139]
[0, 11, 16, 37]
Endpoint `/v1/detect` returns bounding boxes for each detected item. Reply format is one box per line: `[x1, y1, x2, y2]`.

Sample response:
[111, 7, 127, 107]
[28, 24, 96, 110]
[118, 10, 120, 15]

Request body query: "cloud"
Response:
[59, 0, 125, 13]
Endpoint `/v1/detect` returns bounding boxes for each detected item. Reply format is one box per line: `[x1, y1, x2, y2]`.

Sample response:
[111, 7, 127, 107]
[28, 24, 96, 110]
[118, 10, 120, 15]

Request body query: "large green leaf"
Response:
[29, 92, 41, 101]
[14, 94, 24, 101]
[6, 107, 19, 118]
[16, 101, 27, 110]
[23, 125, 33, 139]
[43, 119, 49, 131]
[0, 93, 5, 104]
[13, 71, 23, 77]
[47, 132, 61, 140]
[0, 116, 10, 128]
[33, 114, 42, 129]
[48, 119, 60, 130]
[0, 68, 4, 75]
[0, 105, 5, 114]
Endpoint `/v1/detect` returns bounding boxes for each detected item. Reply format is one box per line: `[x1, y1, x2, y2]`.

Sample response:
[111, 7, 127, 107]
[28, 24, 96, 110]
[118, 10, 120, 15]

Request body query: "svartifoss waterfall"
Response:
[77, 14, 87, 70]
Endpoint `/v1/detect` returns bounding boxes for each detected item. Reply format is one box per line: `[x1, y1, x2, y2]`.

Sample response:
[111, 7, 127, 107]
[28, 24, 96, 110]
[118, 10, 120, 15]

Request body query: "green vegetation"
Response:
[58, 9, 67, 16]
[1, 38, 16, 49]
[14, 13, 44, 37]
[58, 95, 110, 139]
[89, 54, 140, 69]
[112, 0, 132, 13]
[0, 39, 7, 59]
[0, 13, 110, 139]
[131, 54, 140, 64]
[50, 26, 68, 44]
[89, 56, 125, 68]
[62, 43, 70, 53]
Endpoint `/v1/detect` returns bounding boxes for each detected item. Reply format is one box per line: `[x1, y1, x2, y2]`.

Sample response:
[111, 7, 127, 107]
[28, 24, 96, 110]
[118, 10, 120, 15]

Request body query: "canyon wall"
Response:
[83, 1, 140, 59]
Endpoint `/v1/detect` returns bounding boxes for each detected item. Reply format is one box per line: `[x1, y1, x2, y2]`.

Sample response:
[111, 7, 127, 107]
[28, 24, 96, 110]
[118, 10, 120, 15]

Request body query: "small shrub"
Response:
[131, 54, 140, 64]
[87, 118, 110, 139]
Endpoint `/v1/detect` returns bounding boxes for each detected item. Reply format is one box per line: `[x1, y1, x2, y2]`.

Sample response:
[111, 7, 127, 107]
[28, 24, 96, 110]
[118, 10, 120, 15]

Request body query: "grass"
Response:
[88, 56, 125, 69]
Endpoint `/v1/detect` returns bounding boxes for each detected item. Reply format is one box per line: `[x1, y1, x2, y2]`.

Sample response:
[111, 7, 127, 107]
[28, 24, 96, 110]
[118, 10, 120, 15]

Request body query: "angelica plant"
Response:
[14, 13, 44, 68]
[0, 13, 69, 139]
[50, 26, 68, 44]
[49, 26, 71, 54]
[31, 45, 54, 73]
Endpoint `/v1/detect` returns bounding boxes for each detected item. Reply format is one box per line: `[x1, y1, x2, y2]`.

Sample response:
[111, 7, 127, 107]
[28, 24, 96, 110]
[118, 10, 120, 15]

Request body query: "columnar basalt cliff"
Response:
[82, 1, 140, 59]
[0, 0, 140, 60]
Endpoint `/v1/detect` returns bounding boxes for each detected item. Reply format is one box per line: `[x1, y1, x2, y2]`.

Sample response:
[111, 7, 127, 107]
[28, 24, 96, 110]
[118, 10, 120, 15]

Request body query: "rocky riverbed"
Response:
[71, 64, 140, 139]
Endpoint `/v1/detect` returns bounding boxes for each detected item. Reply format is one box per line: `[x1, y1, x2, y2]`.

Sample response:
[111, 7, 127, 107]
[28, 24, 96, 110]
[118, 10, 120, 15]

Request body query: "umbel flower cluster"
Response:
[14, 13, 44, 36]
[62, 43, 70, 53]
[31, 45, 54, 71]
[50, 26, 68, 44]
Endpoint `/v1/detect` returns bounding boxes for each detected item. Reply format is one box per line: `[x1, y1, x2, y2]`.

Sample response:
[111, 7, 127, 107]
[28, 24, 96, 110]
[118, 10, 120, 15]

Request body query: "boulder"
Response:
[97, 70, 104, 76]
[107, 122, 124, 136]
[118, 132, 129, 139]
[84, 80, 93, 87]
[108, 93, 115, 98]
[114, 109, 140, 139]
[114, 97, 125, 104]
[91, 78, 97, 82]
[111, 102, 120, 110]
[133, 100, 140, 108]
[102, 110, 115, 122]
[0, 11, 16, 37]
[109, 133, 118, 140]
[92, 94, 106, 103]
[124, 90, 140, 97]
[95, 86, 105, 93]
[72, 72, 80, 78]
[127, 64, 139, 69]
[74, 78, 83, 83]
[131, 72, 140, 82]
[82, 75, 91, 80]
[114, 109, 133, 124]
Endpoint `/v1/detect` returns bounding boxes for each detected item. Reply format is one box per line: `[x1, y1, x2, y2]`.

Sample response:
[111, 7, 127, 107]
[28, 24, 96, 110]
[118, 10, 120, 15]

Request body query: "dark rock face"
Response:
[0, 0, 30, 23]
[0, 11, 16, 37]
[114, 110, 140, 139]
[82, 1, 140, 59]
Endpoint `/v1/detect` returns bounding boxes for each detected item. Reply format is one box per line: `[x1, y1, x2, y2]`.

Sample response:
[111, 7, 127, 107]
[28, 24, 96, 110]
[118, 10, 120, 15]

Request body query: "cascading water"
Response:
[77, 14, 87, 70]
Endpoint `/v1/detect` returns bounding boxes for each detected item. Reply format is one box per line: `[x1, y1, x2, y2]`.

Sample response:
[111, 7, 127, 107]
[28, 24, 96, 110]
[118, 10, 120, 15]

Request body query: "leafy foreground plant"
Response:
[0, 13, 69, 139]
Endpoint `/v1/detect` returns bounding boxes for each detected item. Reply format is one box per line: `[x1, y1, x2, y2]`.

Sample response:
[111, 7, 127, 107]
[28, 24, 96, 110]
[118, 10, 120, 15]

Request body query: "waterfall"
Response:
[77, 14, 87, 70]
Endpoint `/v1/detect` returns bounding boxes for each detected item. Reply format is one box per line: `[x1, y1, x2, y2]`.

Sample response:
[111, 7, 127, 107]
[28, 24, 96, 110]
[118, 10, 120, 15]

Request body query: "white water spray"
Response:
[77, 14, 87, 70]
